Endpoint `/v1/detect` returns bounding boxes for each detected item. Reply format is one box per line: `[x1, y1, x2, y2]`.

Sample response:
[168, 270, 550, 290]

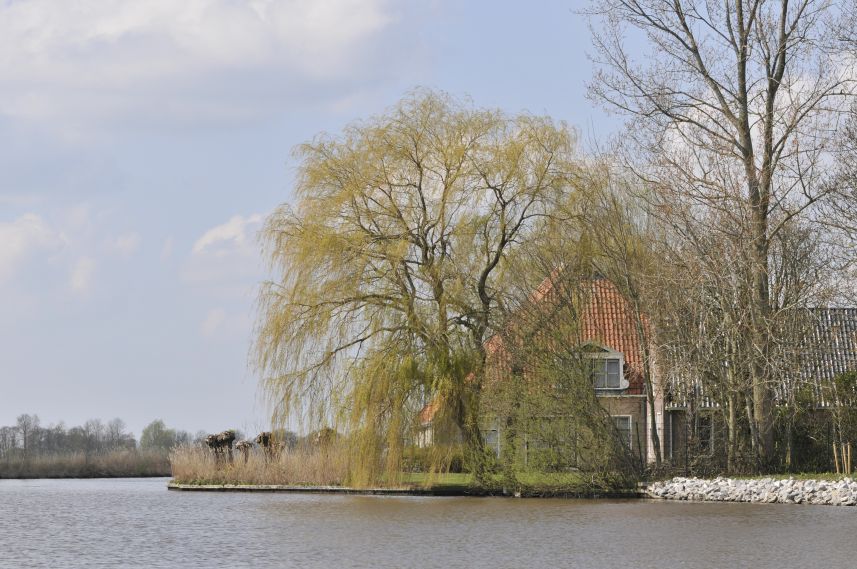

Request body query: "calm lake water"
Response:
[1, 477, 856, 568]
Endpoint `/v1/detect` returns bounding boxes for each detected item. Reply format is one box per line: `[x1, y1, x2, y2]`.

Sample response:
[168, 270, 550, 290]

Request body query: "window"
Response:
[697, 414, 713, 454]
[612, 416, 632, 448]
[482, 424, 501, 458]
[592, 357, 622, 389]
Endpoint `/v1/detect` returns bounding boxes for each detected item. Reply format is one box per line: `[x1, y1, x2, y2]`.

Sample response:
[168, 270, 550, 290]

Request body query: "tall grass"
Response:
[170, 444, 353, 486]
[0, 449, 170, 479]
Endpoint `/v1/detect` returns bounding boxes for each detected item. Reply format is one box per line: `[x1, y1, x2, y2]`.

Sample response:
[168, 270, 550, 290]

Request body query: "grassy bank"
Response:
[0, 449, 171, 479]
[734, 472, 854, 481]
[401, 472, 633, 496]
[171, 442, 852, 494]
[170, 446, 634, 496]
[651, 472, 855, 483]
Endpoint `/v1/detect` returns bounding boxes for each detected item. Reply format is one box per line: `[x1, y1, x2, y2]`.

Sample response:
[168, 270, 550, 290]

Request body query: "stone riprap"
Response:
[647, 477, 857, 506]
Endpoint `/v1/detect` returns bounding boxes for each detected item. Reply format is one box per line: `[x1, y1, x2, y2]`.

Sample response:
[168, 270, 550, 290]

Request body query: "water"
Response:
[1, 478, 856, 568]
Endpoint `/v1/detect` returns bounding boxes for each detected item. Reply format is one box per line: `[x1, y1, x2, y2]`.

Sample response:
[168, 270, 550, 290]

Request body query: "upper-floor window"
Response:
[584, 344, 628, 391]
[592, 357, 622, 389]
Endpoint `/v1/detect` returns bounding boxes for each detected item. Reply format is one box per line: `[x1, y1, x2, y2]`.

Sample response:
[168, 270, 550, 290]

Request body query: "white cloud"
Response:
[201, 307, 227, 337]
[109, 232, 141, 257]
[183, 214, 265, 293]
[192, 214, 264, 256]
[70, 256, 96, 293]
[0, 0, 397, 128]
[0, 213, 64, 282]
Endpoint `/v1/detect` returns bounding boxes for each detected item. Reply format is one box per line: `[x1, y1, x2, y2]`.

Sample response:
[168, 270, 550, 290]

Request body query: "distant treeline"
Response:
[0, 414, 196, 479]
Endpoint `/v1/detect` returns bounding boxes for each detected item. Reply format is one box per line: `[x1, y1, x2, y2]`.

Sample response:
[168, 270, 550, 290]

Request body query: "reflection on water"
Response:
[1, 477, 856, 568]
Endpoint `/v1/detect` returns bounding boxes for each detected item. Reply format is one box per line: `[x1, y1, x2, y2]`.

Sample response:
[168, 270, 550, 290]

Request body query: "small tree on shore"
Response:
[140, 419, 179, 451]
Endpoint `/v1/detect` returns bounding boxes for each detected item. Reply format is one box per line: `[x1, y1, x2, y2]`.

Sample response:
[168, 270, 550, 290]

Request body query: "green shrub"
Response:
[401, 445, 467, 473]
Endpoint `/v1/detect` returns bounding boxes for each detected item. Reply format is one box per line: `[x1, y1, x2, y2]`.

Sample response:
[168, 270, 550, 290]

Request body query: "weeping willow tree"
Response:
[255, 90, 578, 485]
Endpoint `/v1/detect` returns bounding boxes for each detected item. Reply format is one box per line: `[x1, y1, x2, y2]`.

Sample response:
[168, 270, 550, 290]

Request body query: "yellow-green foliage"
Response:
[254, 89, 581, 484]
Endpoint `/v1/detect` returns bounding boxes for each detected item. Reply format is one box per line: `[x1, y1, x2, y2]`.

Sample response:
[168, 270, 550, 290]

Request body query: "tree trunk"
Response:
[727, 396, 737, 474]
[462, 411, 489, 486]
[457, 381, 489, 486]
[751, 212, 775, 470]
[500, 408, 520, 493]
[744, 393, 758, 458]
[626, 287, 662, 466]
[635, 308, 662, 466]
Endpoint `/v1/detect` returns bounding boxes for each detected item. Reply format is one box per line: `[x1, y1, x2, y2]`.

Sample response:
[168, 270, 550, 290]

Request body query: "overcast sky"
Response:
[0, 0, 620, 439]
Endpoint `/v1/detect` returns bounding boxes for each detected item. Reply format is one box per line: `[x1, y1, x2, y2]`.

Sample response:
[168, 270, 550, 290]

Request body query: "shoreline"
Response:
[1, 474, 171, 480]
[170, 477, 857, 505]
[647, 476, 857, 506]
[167, 481, 645, 498]
[168, 482, 451, 495]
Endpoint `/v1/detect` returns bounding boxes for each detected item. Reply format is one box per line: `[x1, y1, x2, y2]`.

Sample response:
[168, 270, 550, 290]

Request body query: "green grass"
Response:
[401, 471, 633, 495]
[650, 472, 855, 482]
[402, 472, 471, 488]
[735, 472, 854, 481]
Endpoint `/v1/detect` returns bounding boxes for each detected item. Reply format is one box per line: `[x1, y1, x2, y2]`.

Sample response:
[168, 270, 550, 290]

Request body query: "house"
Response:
[572, 276, 664, 464]
[419, 276, 667, 465]
[662, 307, 857, 468]
[418, 270, 857, 471]
[798, 308, 857, 399]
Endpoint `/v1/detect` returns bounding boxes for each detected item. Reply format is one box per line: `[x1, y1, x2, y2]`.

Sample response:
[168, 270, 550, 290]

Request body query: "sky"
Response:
[0, 0, 622, 439]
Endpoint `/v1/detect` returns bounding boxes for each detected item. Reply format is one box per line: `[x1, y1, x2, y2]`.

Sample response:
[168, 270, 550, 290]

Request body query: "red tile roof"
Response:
[418, 276, 649, 424]
[418, 401, 440, 426]
[579, 278, 647, 394]
[511, 273, 647, 394]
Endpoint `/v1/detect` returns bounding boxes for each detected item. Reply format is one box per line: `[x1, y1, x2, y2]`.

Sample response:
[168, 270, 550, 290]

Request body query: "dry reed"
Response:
[0, 449, 171, 479]
[169, 444, 351, 486]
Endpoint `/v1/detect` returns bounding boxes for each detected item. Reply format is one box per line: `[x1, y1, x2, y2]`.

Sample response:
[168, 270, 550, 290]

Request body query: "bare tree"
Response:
[587, 0, 854, 469]
[16, 414, 39, 456]
[826, 103, 857, 302]
[106, 418, 136, 449]
[0, 426, 17, 456]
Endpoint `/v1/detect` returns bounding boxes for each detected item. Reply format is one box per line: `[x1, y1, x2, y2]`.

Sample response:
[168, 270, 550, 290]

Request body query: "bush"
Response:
[401, 445, 467, 473]
[526, 446, 576, 473]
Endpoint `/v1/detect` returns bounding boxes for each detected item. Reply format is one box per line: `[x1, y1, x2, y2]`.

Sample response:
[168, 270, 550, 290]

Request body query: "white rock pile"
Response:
[647, 476, 857, 506]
